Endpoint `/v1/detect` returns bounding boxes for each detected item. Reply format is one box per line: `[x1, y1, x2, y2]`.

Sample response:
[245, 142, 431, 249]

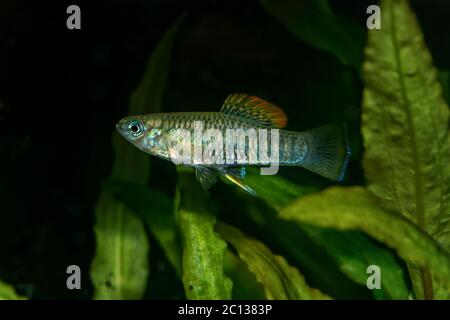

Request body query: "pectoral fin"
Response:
[195, 166, 218, 190]
[220, 167, 256, 196]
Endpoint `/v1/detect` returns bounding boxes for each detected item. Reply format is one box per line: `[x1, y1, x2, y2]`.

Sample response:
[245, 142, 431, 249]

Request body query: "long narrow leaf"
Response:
[362, 0, 450, 298]
[176, 168, 232, 299]
[216, 222, 330, 300]
[104, 180, 182, 276]
[223, 249, 265, 300]
[90, 15, 184, 299]
[91, 192, 149, 299]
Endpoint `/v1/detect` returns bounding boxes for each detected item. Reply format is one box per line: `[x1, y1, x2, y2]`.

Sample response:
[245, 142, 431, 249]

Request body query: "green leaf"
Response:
[281, 186, 450, 299]
[0, 281, 26, 300]
[223, 249, 266, 300]
[244, 172, 410, 299]
[106, 181, 268, 298]
[362, 0, 450, 298]
[104, 180, 182, 276]
[216, 222, 331, 300]
[299, 226, 409, 300]
[176, 167, 232, 299]
[90, 15, 184, 299]
[259, 0, 364, 70]
[105, 181, 266, 299]
[243, 204, 373, 299]
[91, 192, 150, 299]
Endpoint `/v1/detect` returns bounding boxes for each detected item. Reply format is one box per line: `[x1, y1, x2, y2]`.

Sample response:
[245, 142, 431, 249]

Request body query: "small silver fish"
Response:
[116, 93, 351, 195]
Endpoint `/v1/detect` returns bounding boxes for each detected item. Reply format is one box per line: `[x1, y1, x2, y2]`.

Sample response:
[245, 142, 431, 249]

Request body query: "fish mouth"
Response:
[115, 122, 123, 134]
[115, 119, 128, 132]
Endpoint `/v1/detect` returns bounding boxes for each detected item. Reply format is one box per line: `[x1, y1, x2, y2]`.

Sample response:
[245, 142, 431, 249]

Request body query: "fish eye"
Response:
[128, 121, 144, 137]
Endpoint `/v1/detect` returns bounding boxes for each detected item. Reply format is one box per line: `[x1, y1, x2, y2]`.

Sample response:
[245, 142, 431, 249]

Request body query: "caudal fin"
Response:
[299, 124, 351, 181]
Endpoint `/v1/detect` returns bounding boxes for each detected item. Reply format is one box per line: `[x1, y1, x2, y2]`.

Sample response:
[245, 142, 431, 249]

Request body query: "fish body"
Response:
[116, 93, 351, 195]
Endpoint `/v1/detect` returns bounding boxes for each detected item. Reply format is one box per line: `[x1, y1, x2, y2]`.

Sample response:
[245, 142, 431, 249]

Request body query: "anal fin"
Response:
[220, 167, 256, 196]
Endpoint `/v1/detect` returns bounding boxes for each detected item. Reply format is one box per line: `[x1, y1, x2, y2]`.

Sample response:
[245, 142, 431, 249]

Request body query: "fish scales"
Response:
[143, 112, 308, 165]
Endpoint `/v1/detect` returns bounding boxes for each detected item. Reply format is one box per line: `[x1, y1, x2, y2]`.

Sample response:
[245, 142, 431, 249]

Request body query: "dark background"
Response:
[0, 0, 449, 299]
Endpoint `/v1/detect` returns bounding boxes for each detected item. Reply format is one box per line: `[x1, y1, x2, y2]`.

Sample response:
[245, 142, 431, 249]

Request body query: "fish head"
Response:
[116, 115, 168, 159]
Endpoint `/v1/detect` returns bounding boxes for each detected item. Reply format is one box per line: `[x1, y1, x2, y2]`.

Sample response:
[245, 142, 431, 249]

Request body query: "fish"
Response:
[116, 93, 351, 195]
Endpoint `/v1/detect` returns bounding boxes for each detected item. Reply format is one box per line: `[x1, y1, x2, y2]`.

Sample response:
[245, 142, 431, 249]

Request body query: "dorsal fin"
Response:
[220, 93, 287, 128]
